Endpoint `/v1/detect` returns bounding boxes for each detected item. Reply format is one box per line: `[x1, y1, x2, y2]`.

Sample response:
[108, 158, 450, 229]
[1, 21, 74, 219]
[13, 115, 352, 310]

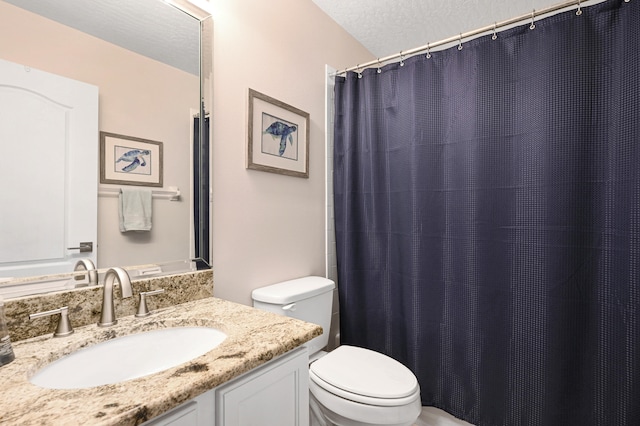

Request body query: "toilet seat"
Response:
[309, 345, 420, 407]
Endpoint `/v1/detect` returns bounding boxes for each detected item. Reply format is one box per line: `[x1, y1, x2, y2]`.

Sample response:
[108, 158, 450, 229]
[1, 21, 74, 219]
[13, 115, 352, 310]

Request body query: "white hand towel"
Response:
[118, 188, 152, 232]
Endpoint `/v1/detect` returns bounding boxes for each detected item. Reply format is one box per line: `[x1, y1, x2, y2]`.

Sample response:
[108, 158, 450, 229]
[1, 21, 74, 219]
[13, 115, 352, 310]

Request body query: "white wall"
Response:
[209, 0, 373, 305]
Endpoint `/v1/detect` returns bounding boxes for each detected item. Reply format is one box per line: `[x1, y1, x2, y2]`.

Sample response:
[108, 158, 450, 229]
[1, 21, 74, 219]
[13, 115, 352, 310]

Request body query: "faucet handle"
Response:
[29, 306, 74, 337]
[135, 289, 165, 318]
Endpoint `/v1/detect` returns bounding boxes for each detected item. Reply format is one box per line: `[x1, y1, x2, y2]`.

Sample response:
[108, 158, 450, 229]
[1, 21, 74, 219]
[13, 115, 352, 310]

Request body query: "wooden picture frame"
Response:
[247, 89, 310, 178]
[100, 132, 163, 187]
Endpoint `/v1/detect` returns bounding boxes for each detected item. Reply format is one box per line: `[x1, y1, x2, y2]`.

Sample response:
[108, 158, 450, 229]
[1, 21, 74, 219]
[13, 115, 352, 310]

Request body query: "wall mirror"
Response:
[0, 0, 212, 296]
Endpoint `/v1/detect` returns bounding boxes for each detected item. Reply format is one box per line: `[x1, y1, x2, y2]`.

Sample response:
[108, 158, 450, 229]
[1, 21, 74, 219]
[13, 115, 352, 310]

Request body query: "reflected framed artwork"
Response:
[247, 89, 310, 178]
[100, 132, 163, 187]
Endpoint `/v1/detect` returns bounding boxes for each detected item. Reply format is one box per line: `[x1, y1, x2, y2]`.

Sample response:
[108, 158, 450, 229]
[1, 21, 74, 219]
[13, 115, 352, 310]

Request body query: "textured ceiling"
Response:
[4, 0, 201, 75]
[7, 0, 601, 74]
[312, 0, 596, 59]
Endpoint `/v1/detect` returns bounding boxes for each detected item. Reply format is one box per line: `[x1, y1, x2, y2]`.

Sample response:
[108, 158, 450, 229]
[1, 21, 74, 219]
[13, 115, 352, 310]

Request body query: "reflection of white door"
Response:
[0, 58, 98, 278]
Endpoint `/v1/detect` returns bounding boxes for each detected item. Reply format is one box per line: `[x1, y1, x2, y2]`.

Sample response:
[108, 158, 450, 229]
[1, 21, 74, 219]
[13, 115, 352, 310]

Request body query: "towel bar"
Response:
[98, 186, 181, 201]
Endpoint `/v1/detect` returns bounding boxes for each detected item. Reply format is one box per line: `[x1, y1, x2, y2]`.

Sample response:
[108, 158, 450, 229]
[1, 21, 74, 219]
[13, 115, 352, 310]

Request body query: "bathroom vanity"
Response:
[0, 296, 320, 425]
[146, 346, 309, 425]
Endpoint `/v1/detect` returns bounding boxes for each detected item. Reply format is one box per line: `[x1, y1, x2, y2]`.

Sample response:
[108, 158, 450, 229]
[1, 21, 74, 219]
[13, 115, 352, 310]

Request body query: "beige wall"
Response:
[0, 0, 374, 307]
[210, 0, 373, 305]
[0, 1, 199, 268]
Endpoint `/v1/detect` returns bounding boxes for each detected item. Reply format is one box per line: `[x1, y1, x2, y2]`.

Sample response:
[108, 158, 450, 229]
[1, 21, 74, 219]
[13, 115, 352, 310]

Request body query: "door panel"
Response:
[0, 58, 98, 277]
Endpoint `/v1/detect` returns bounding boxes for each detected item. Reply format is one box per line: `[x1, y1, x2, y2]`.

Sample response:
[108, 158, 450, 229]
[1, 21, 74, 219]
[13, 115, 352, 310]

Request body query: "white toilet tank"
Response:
[252, 276, 335, 356]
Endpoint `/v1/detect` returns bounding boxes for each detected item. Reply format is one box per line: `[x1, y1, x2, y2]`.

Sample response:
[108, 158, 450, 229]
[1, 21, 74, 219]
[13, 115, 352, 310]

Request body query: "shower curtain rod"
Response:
[334, 0, 609, 76]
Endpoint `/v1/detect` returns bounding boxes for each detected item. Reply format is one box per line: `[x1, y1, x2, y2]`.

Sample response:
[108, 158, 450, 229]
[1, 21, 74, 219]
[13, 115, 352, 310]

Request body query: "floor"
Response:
[415, 407, 475, 426]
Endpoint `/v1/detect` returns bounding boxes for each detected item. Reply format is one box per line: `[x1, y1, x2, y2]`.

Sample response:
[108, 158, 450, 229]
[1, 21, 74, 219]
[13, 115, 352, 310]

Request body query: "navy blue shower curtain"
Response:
[194, 116, 210, 266]
[333, 1, 639, 425]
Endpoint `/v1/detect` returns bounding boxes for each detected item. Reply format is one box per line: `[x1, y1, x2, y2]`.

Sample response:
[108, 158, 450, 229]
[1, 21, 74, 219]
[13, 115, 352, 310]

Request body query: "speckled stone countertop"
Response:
[0, 297, 322, 425]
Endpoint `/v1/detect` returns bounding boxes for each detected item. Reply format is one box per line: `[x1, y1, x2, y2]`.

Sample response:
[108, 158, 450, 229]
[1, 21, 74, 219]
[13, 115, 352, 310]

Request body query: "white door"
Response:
[0, 58, 98, 278]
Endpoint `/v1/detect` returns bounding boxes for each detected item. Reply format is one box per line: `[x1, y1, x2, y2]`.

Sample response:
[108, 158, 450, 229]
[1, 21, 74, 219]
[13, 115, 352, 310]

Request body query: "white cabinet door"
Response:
[216, 347, 309, 426]
[143, 347, 308, 426]
[0, 58, 98, 277]
[143, 390, 215, 426]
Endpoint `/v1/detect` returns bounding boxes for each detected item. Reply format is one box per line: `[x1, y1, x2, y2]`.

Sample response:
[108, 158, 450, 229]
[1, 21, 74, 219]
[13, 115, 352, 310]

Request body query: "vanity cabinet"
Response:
[216, 346, 309, 425]
[144, 391, 215, 426]
[145, 347, 309, 426]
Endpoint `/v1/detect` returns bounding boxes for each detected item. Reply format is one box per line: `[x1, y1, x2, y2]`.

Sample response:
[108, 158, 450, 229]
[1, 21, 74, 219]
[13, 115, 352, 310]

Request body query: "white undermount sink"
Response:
[29, 327, 227, 389]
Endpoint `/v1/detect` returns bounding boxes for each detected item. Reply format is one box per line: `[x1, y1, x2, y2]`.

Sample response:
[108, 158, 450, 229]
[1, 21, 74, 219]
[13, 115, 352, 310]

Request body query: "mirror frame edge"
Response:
[167, 0, 213, 268]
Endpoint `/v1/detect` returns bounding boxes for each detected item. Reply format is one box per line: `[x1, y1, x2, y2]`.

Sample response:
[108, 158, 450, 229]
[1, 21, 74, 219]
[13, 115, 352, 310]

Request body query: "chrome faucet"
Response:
[98, 267, 133, 327]
[74, 259, 98, 287]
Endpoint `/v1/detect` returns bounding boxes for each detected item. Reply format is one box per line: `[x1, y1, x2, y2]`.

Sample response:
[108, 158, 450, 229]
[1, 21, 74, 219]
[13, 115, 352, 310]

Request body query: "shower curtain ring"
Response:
[492, 22, 498, 40]
[356, 64, 362, 79]
[399, 51, 405, 66]
[530, 10, 536, 30]
[377, 58, 382, 74]
[426, 44, 431, 59]
[458, 33, 463, 50]
[576, 0, 582, 15]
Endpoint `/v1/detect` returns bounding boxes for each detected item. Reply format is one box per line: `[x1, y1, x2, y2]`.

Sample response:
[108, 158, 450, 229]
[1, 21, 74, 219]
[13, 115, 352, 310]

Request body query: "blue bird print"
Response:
[116, 149, 150, 172]
[264, 121, 297, 156]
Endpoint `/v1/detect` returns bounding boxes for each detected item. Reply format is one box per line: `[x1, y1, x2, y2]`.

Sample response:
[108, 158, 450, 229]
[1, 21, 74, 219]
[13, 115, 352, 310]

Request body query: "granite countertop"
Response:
[0, 297, 322, 425]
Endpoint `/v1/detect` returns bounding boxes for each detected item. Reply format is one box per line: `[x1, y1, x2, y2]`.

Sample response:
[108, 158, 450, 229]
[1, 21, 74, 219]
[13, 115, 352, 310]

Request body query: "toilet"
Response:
[252, 276, 421, 426]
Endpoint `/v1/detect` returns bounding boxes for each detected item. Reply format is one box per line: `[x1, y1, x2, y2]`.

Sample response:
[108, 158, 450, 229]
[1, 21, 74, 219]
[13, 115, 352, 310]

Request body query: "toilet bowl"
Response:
[309, 345, 421, 426]
[252, 277, 422, 426]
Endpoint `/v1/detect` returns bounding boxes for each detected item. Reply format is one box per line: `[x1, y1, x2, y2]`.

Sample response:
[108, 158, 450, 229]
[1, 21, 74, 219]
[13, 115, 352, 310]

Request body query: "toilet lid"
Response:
[309, 345, 419, 400]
